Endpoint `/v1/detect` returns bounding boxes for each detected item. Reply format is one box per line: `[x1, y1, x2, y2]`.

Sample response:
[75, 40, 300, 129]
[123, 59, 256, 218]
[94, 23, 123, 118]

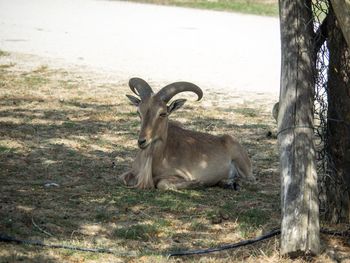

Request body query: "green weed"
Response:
[113, 223, 160, 241]
[232, 107, 259, 117]
[0, 50, 9, 56]
[238, 208, 270, 236]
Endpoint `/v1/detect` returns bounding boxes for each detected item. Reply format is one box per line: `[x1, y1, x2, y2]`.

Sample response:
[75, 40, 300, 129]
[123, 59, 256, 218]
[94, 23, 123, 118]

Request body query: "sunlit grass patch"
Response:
[0, 63, 16, 69]
[32, 65, 49, 73]
[22, 74, 49, 87]
[0, 139, 27, 154]
[120, 0, 279, 16]
[232, 107, 259, 117]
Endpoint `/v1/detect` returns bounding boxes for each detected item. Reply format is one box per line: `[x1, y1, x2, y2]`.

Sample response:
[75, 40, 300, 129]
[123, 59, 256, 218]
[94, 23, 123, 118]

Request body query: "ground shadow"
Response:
[0, 70, 281, 262]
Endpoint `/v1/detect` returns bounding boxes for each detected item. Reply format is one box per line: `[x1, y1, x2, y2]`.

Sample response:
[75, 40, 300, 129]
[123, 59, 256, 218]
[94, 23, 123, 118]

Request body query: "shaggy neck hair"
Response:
[135, 155, 154, 189]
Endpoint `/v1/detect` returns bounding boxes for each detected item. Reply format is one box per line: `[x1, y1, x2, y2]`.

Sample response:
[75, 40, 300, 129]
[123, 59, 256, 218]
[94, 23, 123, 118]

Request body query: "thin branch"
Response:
[31, 216, 53, 237]
[320, 228, 350, 237]
[315, 13, 329, 54]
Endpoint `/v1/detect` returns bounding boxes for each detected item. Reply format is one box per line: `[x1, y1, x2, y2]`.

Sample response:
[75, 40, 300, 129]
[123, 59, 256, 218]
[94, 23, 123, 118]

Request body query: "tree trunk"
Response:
[324, 6, 350, 223]
[330, 0, 350, 47]
[278, 0, 320, 256]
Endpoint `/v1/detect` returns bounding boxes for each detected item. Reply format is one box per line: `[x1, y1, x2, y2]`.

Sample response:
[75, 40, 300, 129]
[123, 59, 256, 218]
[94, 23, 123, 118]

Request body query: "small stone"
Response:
[211, 216, 222, 224]
[219, 211, 229, 220]
[44, 182, 60, 188]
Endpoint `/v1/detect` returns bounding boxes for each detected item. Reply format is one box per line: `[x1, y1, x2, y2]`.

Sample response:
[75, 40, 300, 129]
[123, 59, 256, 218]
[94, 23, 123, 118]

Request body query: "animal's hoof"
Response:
[223, 182, 240, 191]
[233, 182, 240, 191]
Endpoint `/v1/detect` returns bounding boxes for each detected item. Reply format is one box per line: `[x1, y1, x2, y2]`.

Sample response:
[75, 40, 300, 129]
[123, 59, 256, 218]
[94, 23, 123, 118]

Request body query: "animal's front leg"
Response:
[156, 177, 204, 190]
[119, 170, 137, 187]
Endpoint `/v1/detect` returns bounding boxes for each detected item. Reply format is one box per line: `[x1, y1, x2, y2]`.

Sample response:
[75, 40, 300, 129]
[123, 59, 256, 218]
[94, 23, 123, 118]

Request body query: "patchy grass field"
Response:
[120, 0, 279, 16]
[0, 52, 348, 262]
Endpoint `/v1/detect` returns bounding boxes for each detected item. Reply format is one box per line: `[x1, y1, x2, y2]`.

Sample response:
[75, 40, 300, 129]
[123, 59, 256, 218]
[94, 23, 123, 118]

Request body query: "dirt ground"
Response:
[0, 52, 349, 262]
[0, 0, 281, 94]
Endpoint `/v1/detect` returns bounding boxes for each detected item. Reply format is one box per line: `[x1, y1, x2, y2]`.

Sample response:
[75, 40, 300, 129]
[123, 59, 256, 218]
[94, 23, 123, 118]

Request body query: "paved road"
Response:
[0, 0, 280, 94]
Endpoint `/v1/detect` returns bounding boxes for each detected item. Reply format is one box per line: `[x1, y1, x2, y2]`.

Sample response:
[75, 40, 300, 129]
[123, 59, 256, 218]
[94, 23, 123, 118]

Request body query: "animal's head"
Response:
[126, 78, 203, 149]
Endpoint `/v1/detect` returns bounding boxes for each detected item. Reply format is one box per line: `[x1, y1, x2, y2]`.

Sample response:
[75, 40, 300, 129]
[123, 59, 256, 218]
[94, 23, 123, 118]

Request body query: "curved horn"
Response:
[129, 78, 154, 100]
[156, 82, 203, 103]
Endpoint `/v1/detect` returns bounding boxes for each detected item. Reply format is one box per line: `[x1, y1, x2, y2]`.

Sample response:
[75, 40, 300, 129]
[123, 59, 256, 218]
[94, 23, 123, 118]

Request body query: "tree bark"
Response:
[330, 0, 350, 47]
[324, 7, 350, 223]
[278, 0, 320, 256]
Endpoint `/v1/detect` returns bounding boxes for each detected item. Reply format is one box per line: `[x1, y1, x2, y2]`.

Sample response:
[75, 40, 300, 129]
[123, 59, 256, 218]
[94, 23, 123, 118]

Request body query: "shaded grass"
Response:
[0, 145, 15, 154]
[113, 223, 158, 240]
[1, 54, 346, 262]
[0, 61, 281, 261]
[121, 0, 279, 16]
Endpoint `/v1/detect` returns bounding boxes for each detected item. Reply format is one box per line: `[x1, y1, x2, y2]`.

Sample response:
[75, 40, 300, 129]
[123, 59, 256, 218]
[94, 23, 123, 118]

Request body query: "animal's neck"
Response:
[151, 129, 168, 163]
[138, 122, 169, 182]
[145, 120, 168, 161]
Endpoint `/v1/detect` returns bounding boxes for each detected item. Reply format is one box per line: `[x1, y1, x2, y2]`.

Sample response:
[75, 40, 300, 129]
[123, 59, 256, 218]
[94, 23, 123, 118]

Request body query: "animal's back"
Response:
[167, 121, 230, 155]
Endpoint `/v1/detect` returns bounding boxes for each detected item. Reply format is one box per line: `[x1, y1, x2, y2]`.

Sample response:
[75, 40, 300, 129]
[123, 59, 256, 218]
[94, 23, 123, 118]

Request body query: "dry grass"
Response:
[0, 53, 348, 262]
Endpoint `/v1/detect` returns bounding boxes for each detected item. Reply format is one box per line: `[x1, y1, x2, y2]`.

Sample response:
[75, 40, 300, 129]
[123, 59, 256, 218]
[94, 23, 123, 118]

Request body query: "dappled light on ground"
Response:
[1, 54, 346, 262]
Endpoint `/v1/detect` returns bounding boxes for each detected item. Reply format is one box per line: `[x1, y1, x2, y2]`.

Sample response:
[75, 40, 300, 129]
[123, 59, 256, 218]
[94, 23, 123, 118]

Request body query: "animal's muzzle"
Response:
[138, 139, 148, 149]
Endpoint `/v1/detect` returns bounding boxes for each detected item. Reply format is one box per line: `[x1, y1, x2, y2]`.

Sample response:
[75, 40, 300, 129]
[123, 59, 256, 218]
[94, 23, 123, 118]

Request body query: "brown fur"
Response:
[121, 82, 254, 190]
[121, 120, 254, 190]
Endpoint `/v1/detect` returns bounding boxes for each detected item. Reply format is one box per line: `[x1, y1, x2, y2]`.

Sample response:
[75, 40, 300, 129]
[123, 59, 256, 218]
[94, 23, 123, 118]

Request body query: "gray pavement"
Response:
[0, 0, 280, 94]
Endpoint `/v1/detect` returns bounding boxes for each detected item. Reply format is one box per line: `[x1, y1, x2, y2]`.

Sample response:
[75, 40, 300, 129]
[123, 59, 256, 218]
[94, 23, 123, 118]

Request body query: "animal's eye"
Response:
[159, 112, 167, 118]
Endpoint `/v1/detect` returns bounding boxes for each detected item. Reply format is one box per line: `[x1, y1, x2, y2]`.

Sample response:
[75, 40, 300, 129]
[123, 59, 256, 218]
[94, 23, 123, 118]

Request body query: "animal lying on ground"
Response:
[120, 78, 255, 190]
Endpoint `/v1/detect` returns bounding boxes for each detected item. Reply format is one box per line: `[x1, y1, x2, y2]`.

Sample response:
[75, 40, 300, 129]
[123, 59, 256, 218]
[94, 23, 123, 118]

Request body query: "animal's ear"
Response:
[126, 95, 141, 107]
[167, 99, 186, 114]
